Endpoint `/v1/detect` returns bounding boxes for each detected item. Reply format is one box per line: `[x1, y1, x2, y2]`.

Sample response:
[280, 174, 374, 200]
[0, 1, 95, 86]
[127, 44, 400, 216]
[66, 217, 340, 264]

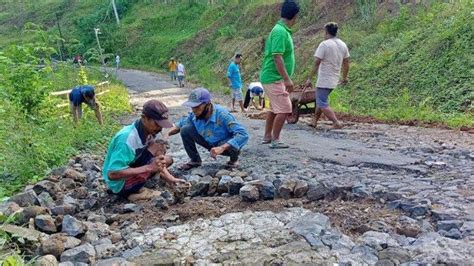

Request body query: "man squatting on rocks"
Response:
[306, 22, 350, 129]
[102, 100, 186, 201]
[166, 88, 249, 170]
[260, 0, 299, 149]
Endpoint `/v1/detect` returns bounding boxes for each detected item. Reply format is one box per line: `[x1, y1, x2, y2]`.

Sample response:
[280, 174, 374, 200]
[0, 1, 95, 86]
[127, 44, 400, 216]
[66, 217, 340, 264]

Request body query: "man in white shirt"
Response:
[177, 61, 186, 87]
[306, 22, 350, 129]
[244, 81, 265, 111]
[115, 54, 120, 69]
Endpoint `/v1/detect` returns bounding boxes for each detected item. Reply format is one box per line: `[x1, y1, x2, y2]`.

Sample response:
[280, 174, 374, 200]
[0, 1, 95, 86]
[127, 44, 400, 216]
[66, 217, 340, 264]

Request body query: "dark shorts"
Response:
[316, 87, 334, 108]
[118, 148, 154, 197]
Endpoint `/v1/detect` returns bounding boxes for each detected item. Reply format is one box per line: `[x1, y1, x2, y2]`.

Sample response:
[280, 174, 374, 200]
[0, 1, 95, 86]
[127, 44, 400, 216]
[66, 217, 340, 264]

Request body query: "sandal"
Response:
[178, 162, 202, 171]
[261, 139, 271, 144]
[270, 141, 289, 149]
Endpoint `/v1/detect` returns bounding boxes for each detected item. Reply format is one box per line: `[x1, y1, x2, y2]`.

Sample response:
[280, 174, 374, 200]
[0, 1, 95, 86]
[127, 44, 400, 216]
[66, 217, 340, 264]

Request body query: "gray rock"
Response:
[307, 182, 330, 201]
[208, 177, 219, 196]
[154, 196, 169, 210]
[460, 221, 474, 237]
[190, 167, 209, 177]
[51, 205, 76, 216]
[441, 228, 462, 239]
[0, 224, 42, 242]
[35, 255, 58, 266]
[33, 180, 59, 198]
[160, 190, 176, 205]
[37, 192, 55, 209]
[436, 220, 463, 231]
[94, 239, 114, 258]
[190, 175, 212, 196]
[59, 178, 76, 190]
[278, 180, 296, 199]
[16, 206, 48, 225]
[378, 247, 410, 264]
[215, 169, 232, 178]
[64, 236, 81, 249]
[35, 214, 57, 233]
[0, 201, 21, 216]
[361, 231, 399, 251]
[409, 204, 430, 217]
[62, 215, 85, 237]
[348, 245, 378, 265]
[63, 168, 86, 182]
[63, 195, 79, 207]
[431, 208, 459, 221]
[287, 212, 330, 236]
[240, 184, 259, 202]
[10, 190, 39, 207]
[93, 258, 130, 266]
[293, 180, 309, 198]
[228, 176, 244, 195]
[352, 184, 371, 198]
[261, 183, 276, 200]
[217, 175, 232, 194]
[121, 246, 142, 259]
[303, 232, 325, 248]
[60, 243, 96, 263]
[122, 203, 141, 213]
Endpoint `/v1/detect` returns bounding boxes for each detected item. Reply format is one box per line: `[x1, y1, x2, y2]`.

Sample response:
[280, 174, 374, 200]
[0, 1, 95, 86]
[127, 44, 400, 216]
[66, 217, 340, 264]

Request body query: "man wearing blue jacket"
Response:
[166, 87, 249, 170]
[68, 85, 103, 125]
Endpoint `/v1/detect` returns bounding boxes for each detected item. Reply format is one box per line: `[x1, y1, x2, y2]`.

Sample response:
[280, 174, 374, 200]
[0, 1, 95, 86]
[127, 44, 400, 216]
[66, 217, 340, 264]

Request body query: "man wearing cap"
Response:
[102, 100, 185, 201]
[227, 53, 245, 112]
[69, 85, 103, 125]
[166, 88, 249, 170]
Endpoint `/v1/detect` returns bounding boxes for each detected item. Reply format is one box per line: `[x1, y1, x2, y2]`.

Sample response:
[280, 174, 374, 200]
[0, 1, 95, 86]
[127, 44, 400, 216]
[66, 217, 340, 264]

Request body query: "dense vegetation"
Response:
[0, 24, 131, 198]
[0, 0, 471, 127]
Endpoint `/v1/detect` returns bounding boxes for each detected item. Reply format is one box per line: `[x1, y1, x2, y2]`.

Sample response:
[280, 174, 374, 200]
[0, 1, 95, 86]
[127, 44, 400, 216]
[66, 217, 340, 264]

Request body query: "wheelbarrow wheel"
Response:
[286, 104, 299, 124]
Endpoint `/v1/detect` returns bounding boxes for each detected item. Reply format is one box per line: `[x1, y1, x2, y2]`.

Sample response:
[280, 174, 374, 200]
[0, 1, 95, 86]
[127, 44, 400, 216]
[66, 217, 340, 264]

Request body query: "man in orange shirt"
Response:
[168, 57, 178, 81]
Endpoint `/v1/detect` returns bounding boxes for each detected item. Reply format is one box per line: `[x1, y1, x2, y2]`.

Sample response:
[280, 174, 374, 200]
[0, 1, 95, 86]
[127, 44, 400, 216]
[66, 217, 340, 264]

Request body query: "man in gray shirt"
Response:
[306, 22, 350, 129]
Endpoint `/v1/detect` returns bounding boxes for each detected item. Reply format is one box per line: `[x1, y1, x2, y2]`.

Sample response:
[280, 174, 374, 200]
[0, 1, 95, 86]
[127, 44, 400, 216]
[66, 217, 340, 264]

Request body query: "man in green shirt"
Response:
[260, 0, 299, 149]
[102, 100, 186, 201]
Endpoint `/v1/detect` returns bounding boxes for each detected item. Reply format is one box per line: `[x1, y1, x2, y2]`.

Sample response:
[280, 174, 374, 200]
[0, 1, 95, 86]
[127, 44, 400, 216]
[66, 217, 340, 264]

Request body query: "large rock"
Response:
[293, 180, 309, 198]
[51, 205, 76, 216]
[122, 204, 141, 213]
[228, 176, 244, 195]
[35, 214, 57, 233]
[35, 255, 58, 266]
[247, 180, 275, 200]
[121, 246, 143, 259]
[436, 220, 463, 232]
[431, 208, 459, 221]
[94, 238, 114, 258]
[361, 231, 399, 251]
[307, 182, 330, 201]
[59, 178, 76, 190]
[217, 175, 232, 194]
[215, 170, 232, 178]
[60, 243, 96, 263]
[378, 247, 411, 264]
[278, 180, 296, 199]
[33, 181, 59, 198]
[0, 201, 21, 216]
[63, 168, 86, 182]
[37, 192, 55, 209]
[62, 215, 85, 237]
[17, 206, 48, 225]
[189, 175, 212, 196]
[9, 190, 39, 207]
[154, 196, 169, 210]
[287, 212, 330, 236]
[240, 185, 259, 202]
[0, 224, 43, 242]
[208, 177, 219, 196]
[39, 235, 65, 257]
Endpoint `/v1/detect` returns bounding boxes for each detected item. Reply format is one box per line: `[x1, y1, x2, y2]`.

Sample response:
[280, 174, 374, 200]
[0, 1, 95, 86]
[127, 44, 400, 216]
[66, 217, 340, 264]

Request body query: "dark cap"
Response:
[182, 87, 212, 108]
[142, 100, 173, 128]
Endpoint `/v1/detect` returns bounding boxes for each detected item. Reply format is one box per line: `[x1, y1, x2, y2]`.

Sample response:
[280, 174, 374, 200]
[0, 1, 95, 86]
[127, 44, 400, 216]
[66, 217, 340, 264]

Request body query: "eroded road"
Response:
[7, 69, 472, 265]
[114, 69, 474, 264]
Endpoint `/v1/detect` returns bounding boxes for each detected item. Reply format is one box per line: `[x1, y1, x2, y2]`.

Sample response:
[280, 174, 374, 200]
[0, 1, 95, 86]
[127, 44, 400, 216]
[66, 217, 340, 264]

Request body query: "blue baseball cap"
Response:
[182, 87, 212, 108]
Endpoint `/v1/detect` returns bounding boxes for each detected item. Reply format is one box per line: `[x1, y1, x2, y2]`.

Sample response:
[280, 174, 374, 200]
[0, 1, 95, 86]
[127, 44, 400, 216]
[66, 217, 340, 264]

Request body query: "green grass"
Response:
[0, 0, 472, 130]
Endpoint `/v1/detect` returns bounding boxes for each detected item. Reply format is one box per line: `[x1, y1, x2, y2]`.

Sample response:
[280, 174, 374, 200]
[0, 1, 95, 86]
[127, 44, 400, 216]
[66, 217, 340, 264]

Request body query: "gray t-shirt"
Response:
[314, 38, 350, 89]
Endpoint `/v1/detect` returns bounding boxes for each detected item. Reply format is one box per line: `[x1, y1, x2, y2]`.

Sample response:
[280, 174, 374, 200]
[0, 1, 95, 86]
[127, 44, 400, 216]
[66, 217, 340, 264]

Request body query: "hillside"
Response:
[0, 0, 472, 127]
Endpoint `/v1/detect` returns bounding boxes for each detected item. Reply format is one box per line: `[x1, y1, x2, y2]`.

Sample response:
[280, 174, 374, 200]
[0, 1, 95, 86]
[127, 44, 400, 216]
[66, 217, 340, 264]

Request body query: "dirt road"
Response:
[111, 68, 473, 264]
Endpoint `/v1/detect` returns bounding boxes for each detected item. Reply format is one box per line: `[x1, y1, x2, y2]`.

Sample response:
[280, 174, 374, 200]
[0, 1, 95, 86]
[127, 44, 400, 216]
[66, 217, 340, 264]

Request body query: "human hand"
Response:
[210, 146, 226, 159]
[284, 79, 294, 93]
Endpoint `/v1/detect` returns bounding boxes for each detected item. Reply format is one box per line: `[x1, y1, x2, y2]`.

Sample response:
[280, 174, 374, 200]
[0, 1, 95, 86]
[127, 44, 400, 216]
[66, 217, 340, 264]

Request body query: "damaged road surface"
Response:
[2, 69, 473, 265]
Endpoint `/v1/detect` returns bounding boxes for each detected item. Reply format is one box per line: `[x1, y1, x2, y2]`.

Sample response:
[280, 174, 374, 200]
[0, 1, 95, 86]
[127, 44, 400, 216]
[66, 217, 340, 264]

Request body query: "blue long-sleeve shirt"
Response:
[176, 104, 249, 150]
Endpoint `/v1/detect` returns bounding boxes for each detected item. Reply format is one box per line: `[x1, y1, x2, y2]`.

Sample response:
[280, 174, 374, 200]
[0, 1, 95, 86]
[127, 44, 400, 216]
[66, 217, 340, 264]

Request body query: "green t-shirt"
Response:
[260, 20, 295, 84]
[102, 122, 144, 193]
